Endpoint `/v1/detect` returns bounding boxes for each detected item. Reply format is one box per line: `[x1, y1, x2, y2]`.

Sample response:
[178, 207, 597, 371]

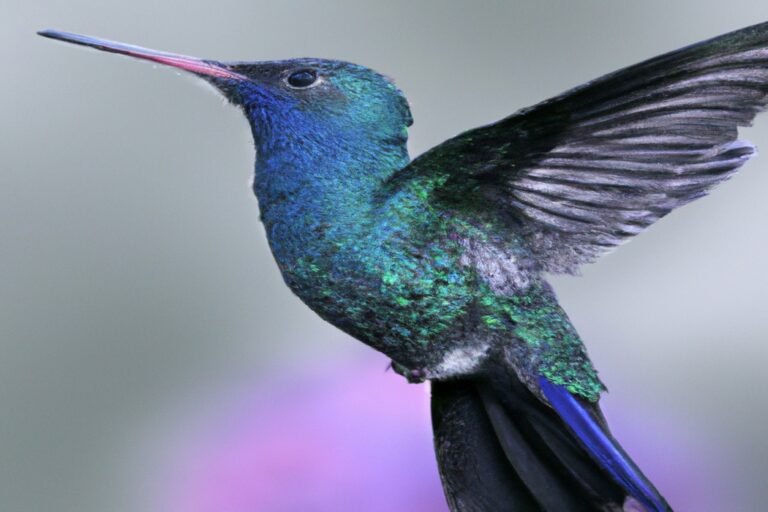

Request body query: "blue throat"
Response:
[249, 113, 411, 270]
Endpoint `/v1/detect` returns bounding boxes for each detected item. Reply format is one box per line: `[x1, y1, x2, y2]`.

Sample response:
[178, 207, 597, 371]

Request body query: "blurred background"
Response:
[3, 1, 768, 510]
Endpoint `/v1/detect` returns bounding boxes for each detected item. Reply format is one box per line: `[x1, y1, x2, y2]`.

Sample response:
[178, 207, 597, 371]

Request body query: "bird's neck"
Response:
[252, 139, 410, 263]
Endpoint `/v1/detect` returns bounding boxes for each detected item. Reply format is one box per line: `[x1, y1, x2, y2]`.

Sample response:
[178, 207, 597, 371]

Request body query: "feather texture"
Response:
[431, 371, 654, 511]
[540, 377, 671, 511]
[389, 21, 768, 272]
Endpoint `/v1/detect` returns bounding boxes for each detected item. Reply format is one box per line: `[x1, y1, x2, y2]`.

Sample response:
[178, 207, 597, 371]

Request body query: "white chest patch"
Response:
[432, 343, 491, 379]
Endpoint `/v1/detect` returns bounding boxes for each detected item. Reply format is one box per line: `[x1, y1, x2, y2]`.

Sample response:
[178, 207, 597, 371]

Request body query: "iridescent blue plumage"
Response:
[539, 377, 668, 512]
[39, 21, 768, 511]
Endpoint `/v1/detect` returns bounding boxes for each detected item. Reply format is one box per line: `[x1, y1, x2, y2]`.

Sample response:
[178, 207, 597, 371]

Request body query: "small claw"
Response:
[408, 368, 427, 383]
[390, 361, 427, 383]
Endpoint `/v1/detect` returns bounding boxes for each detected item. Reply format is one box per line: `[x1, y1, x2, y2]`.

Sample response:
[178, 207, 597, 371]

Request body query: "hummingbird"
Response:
[39, 21, 768, 512]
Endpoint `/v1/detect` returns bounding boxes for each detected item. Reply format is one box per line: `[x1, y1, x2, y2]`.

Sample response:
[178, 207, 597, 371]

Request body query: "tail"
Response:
[431, 373, 672, 512]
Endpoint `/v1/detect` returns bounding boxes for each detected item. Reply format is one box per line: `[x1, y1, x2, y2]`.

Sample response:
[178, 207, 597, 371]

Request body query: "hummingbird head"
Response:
[225, 59, 413, 153]
[37, 30, 413, 157]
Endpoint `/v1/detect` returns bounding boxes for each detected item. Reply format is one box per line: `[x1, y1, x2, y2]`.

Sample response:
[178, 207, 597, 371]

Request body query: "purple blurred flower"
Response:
[160, 351, 737, 512]
[164, 353, 446, 512]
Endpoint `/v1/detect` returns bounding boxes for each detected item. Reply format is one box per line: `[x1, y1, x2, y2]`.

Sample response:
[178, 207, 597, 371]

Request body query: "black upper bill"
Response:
[37, 29, 245, 81]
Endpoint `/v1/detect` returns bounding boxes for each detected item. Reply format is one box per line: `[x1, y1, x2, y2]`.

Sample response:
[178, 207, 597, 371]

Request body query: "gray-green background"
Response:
[3, 1, 768, 510]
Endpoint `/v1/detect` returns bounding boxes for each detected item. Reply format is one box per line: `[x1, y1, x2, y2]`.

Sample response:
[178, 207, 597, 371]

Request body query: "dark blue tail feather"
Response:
[539, 377, 671, 512]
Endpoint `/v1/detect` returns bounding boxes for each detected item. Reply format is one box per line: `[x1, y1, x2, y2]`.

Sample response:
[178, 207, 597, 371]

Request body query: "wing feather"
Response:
[389, 21, 768, 272]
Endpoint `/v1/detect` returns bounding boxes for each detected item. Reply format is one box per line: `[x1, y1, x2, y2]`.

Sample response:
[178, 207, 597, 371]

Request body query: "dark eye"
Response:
[286, 69, 319, 89]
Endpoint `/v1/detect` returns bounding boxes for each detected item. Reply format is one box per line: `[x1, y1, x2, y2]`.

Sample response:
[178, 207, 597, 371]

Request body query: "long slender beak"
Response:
[37, 29, 246, 81]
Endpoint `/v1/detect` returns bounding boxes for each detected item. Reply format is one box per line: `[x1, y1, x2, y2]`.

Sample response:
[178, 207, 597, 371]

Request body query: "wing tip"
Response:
[722, 139, 757, 159]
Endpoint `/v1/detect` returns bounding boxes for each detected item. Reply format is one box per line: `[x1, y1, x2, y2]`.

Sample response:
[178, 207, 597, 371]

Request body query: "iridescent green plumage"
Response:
[258, 138, 604, 401]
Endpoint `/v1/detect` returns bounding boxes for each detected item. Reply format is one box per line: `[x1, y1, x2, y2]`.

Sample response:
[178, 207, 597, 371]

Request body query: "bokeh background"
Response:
[3, 1, 768, 510]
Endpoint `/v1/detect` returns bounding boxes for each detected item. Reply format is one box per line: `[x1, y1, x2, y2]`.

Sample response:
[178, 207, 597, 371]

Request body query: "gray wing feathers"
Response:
[506, 35, 768, 271]
[512, 140, 755, 270]
[390, 22, 768, 273]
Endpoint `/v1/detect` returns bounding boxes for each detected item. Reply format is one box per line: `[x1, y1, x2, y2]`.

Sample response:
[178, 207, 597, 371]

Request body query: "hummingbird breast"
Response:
[258, 181, 539, 374]
[258, 180, 603, 399]
[253, 157, 599, 395]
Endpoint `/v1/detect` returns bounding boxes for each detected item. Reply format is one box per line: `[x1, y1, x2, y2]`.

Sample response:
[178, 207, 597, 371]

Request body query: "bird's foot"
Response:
[390, 361, 428, 383]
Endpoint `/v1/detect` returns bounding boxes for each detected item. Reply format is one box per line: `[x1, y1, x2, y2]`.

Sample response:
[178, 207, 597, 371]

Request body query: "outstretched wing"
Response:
[390, 21, 768, 273]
